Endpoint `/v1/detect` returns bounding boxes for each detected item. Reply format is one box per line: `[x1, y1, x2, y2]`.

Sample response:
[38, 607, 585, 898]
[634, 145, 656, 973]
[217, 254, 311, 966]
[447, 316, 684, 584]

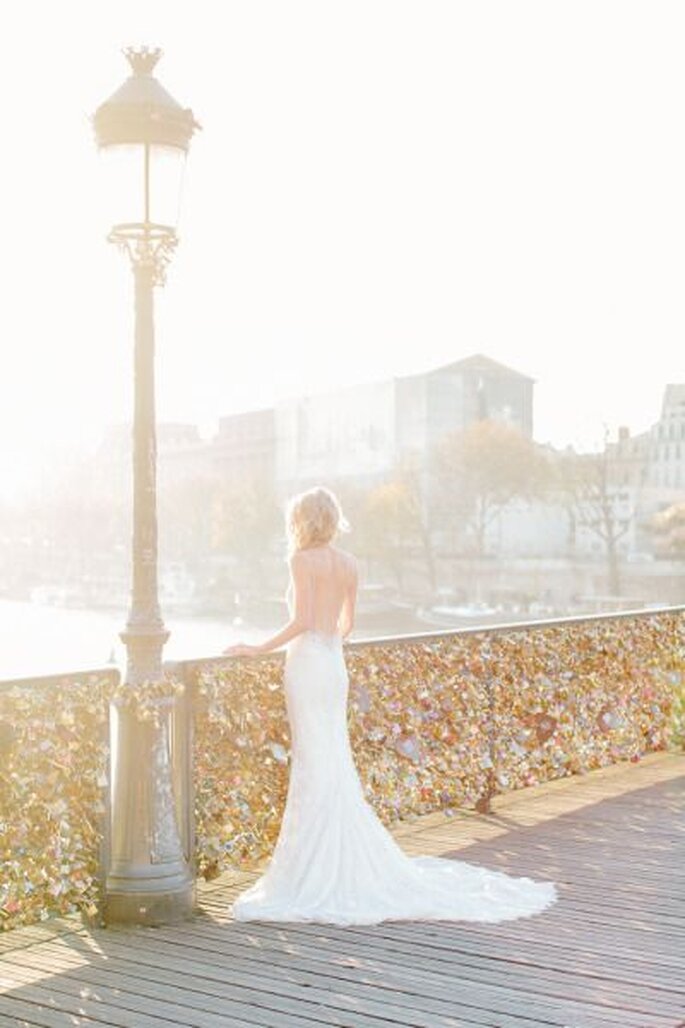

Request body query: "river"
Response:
[0, 598, 268, 681]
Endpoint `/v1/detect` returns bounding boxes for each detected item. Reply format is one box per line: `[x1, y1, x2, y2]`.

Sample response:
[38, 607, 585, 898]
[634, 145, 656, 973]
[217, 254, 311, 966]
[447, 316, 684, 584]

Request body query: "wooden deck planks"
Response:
[0, 752, 683, 1028]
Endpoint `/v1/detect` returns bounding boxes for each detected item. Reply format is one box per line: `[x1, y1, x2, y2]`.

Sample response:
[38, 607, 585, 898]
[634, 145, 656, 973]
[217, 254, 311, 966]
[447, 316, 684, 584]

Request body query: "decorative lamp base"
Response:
[104, 877, 196, 926]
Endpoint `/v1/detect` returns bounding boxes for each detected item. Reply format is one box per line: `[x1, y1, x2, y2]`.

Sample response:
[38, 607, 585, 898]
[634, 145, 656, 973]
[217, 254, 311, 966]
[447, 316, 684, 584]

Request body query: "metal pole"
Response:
[125, 257, 165, 657]
[105, 241, 194, 924]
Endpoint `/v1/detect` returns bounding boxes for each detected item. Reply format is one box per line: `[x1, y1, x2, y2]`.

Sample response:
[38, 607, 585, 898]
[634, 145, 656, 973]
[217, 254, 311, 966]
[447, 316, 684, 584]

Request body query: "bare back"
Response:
[286, 544, 358, 637]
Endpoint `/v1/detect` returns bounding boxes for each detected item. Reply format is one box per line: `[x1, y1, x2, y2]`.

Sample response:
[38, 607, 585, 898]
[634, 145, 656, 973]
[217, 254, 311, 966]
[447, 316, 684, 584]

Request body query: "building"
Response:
[273, 353, 535, 492]
[94, 422, 212, 495]
[397, 352, 534, 458]
[643, 384, 685, 492]
[609, 384, 685, 493]
[495, 383, 685, 562]
[605, 383, 685, 552]
[210, 408, 276, 484]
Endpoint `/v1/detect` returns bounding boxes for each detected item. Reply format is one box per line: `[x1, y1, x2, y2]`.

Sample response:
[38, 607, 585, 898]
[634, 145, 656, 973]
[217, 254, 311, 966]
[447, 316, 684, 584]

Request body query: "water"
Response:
[0, 599, 267, 681]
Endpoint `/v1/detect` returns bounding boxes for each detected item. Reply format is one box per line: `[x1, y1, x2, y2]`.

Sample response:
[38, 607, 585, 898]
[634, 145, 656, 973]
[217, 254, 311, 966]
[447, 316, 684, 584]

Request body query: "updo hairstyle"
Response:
[285, 486, 350, 554]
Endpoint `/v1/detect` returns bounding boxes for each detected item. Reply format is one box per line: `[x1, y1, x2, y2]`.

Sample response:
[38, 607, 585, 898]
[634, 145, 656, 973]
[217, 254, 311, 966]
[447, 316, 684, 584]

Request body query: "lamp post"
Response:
[92, 47, 200, 924]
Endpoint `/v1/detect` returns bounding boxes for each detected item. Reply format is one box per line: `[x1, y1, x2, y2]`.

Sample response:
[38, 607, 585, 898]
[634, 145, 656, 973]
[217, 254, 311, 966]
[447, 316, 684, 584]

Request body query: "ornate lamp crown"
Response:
[124, 46, 163, 76]
[93, 46, 200, 151]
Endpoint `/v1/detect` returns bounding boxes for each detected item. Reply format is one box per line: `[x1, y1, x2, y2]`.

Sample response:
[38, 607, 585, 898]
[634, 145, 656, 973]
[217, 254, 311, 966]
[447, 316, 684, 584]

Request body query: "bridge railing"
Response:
[173, 605, 685, 880]
[1, 605, 684, 931]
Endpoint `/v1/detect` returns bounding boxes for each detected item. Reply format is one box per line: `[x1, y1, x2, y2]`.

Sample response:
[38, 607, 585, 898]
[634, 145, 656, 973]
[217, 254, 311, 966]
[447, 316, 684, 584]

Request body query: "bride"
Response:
[224, 486, 558, 925]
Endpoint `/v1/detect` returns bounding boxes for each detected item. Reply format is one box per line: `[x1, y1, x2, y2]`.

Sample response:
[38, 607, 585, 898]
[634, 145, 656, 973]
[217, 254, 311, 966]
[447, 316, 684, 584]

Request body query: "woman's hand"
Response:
[222, 642, 263, 657]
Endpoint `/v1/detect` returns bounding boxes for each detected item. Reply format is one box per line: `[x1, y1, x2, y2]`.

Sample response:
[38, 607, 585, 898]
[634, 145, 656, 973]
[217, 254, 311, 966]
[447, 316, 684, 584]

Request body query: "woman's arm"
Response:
[337, 557, 358, 639]
[223, 551, 313, 656]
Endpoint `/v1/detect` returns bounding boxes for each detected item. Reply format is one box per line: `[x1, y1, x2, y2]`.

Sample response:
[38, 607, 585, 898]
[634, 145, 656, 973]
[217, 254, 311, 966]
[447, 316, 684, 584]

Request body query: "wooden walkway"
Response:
[1, 752, 684, 1028]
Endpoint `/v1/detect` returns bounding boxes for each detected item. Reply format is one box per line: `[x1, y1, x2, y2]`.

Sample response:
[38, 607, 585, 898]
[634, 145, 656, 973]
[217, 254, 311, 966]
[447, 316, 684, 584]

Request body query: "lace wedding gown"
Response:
[231, 553, 558, 926]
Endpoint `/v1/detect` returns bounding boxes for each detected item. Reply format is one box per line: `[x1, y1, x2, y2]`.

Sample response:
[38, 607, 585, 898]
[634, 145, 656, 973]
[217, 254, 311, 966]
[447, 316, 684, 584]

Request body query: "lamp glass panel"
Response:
[148, 145, 186, 230]
[95, 143, 186, 232]
[95, 144, 145, 231]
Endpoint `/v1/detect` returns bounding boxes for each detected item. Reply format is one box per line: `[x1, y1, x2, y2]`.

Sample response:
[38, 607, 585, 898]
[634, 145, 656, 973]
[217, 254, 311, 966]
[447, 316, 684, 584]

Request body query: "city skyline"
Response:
[7, 348, 683, 506]
[64, 351, 685, 455]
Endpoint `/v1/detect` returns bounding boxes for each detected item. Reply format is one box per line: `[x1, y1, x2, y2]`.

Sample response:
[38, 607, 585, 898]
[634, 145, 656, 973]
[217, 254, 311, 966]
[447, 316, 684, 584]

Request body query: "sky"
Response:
[1, 1, 683, 501]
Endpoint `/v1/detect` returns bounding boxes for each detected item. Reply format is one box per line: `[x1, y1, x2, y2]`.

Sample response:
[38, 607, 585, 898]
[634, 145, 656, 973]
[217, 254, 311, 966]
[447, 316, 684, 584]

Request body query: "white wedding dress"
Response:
[231, 552, 558, 926]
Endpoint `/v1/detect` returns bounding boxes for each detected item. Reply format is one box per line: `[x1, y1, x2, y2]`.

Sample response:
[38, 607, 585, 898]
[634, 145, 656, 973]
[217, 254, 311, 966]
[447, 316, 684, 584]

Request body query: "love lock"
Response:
[534, 712, 558, 743]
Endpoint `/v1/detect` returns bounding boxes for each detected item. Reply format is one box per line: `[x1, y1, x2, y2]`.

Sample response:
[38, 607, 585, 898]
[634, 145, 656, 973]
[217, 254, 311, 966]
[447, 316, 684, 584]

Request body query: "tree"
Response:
[363, 464, 436, 594]
[647, 502, 685, 558]
[210, 472, 282, 591]
[564, 431, 631, 595]
[433, 419, 549, 557]
[158, 473, 217, 569]
[548, 447, 589, 558]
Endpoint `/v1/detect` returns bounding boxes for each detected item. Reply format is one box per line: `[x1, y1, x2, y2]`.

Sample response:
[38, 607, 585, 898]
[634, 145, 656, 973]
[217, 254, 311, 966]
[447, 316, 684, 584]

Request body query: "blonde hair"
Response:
[285, 486, 350, 554]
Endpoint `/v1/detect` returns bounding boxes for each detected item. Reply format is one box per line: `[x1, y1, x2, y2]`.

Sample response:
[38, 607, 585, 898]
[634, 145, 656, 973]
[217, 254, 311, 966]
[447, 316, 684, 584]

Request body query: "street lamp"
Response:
[92, 47, 200, 924]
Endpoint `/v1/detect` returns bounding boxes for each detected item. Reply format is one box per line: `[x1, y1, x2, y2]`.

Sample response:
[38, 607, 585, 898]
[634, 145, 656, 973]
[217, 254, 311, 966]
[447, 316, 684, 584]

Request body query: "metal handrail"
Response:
[1, 605, 683, 688]
[165, 602, 685, 675]
[0, 664, 121, 692]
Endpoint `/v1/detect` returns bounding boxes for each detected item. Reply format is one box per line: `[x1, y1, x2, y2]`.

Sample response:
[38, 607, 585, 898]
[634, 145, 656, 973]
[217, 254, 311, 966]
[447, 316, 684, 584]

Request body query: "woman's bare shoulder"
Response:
[332, 545, 358, 574]
[288, 548, 312, 571]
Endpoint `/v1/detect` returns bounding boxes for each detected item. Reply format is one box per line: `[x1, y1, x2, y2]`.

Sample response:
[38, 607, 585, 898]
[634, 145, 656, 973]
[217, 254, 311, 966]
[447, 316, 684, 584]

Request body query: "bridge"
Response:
[1, 608, 684, 1027]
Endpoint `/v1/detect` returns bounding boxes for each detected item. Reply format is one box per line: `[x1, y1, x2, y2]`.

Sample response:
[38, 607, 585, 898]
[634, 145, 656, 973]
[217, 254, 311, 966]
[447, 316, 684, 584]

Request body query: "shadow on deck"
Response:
[1, 753, 684, 1028]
